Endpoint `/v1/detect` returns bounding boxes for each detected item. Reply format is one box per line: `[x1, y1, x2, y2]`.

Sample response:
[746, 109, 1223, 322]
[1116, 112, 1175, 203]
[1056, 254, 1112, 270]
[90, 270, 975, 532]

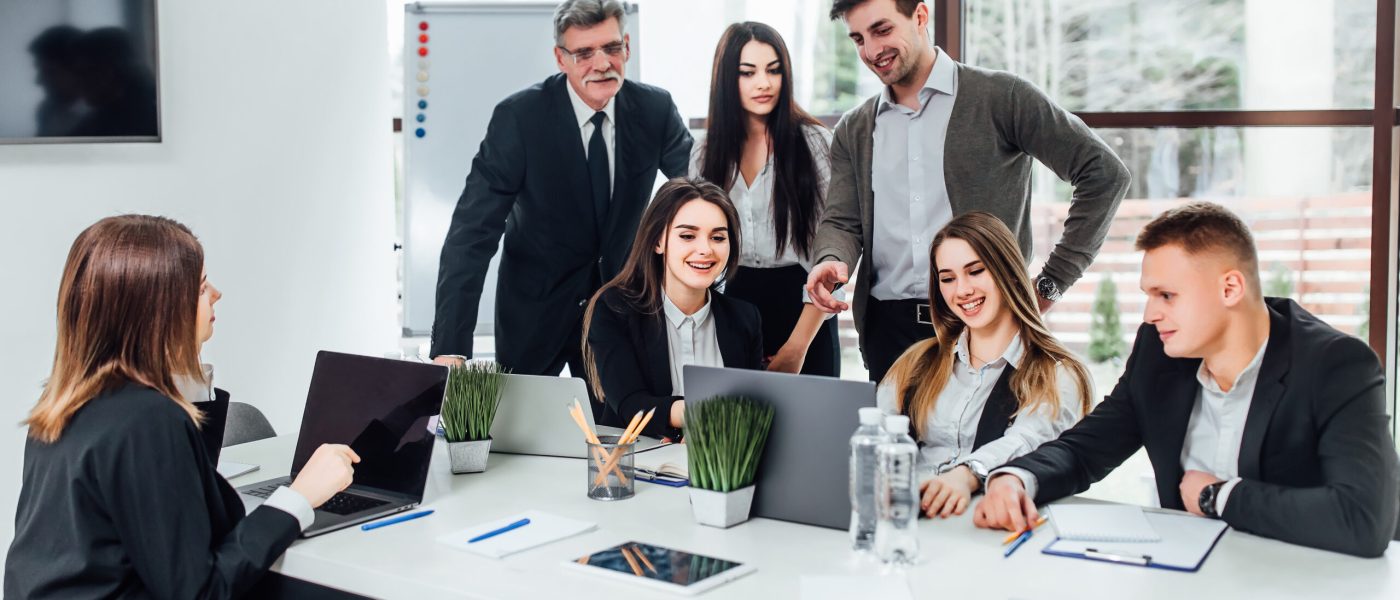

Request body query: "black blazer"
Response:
[432, 74, 693, 373]
[1005, 298, 1400, 557]
[4, 384, 300, 598]
[587, 287, 764, 438]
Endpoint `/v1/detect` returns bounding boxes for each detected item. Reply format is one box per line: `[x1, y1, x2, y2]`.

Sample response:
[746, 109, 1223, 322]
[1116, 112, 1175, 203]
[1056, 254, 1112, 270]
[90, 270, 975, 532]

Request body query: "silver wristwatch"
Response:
[964, 460, 990, 488]
[1035, 275, 1063, 303]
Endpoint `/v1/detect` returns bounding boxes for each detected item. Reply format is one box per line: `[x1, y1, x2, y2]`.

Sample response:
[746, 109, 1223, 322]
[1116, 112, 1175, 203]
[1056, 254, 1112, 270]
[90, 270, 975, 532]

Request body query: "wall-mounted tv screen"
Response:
[0, 0, 160, 143]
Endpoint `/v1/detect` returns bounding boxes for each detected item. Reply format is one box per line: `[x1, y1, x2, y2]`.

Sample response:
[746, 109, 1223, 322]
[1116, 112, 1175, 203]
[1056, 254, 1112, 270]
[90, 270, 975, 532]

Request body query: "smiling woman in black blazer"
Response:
[584, 177, 764, 439]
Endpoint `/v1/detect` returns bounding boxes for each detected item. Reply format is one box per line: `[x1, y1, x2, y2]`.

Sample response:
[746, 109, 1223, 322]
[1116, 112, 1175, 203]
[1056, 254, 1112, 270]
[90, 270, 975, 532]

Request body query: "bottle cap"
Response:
[884, 415, 909, 432]
[858, 407, 882, 425]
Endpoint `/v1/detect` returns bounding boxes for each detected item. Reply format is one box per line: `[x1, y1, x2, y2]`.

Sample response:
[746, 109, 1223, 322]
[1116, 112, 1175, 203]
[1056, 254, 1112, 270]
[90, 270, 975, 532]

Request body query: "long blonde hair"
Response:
[884, 212, 1092, 440]
[27, 215, 206, 443]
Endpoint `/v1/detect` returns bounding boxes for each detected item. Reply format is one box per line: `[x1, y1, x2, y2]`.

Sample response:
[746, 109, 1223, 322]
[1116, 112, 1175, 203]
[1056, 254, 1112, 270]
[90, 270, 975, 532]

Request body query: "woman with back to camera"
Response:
[691, 21, 839, 376]
[880, 212, 1094, 518]
[5, 215, 359, 599]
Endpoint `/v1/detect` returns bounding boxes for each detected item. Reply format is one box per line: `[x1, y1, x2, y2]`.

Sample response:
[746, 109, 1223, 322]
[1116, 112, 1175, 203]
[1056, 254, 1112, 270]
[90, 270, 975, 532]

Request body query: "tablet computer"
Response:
[562, 541, 755, 595]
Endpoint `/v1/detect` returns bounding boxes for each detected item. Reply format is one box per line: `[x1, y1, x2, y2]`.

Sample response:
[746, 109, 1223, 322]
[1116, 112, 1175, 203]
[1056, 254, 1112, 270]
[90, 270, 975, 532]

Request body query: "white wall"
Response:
[0, 0, 399, 547]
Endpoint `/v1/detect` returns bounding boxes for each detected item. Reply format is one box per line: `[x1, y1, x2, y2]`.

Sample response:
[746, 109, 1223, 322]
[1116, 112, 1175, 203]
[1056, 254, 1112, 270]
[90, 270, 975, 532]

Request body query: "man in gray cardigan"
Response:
[806, 0, 1130, 383]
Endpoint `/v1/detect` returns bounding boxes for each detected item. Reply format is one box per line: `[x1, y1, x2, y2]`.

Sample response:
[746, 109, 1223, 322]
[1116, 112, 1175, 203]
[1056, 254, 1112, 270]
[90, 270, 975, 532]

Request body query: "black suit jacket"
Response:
[432, 74, 693, 373]
[587, 287, 764, 438]
[5, 384, 300, 598]
[1005, 298, 1400, 557]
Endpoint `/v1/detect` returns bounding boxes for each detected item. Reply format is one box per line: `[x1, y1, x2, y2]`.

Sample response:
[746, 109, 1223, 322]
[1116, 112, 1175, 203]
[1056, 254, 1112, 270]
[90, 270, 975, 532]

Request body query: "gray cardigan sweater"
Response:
[812, 58, 1130, 349]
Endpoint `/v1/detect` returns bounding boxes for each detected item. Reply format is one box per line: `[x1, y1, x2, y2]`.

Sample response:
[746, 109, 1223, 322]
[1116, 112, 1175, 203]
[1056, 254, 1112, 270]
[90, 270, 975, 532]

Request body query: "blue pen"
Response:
[468, 518, 531, 543]
[361, 509, 434, 531]
[1003, 528, 1033, 558]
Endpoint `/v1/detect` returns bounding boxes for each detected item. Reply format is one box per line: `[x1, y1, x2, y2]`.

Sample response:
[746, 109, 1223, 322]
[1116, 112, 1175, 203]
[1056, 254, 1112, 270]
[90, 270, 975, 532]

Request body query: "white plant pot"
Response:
[688, 485, 756, 529]
[447, 437, 491, 474]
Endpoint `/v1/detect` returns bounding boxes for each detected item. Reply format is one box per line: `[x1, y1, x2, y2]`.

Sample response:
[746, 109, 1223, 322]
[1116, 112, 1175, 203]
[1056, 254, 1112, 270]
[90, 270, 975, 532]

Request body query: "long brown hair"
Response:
[581, 177, 742, 401]
[884, 212, 1093, 439]
[698, 21, 824, 260]
[27, 215, 206, 443]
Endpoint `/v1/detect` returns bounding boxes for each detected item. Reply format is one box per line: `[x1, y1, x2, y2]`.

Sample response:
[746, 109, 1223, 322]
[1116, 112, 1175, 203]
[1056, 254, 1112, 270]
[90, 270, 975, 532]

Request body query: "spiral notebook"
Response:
[1047, 505, 1161, 543]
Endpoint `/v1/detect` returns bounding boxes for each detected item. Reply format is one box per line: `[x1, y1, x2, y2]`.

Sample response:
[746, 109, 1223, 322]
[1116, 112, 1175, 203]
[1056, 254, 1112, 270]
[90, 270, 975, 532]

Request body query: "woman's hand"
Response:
[920, 465, 979, 518]
[766, 344, 807, 374]
[289, 444, 360, 507]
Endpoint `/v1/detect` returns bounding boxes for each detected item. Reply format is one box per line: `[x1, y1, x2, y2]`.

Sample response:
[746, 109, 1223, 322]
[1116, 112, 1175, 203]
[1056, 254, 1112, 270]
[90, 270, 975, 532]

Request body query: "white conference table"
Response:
[223, 435, 1398, 600]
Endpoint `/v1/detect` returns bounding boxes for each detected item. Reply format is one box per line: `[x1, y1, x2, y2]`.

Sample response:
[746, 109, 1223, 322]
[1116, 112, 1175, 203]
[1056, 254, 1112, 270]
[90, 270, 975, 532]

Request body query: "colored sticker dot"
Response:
[418, 21, 429, 31]
[418, 100, 428, 109]
[417, 85, 429, 97]
[419, 34, 429, 43]
[418, 58, 430, 69]
[417, 47, 428, 57]
[415, 128, 426, 137]
[417, 71, 429, 82]
[416, 114, 426, 123]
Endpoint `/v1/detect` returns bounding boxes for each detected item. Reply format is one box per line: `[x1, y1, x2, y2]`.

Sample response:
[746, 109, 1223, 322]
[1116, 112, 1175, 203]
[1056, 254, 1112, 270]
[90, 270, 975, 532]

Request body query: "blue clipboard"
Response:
[1041, 510, 1229, 572]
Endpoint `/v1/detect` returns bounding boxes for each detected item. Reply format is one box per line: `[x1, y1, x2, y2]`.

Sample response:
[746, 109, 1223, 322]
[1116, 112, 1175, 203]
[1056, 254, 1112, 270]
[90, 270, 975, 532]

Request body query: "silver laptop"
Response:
[490, 373, 665, 458]
[238, 351, 447, 537]
[684, 365, 876, 530]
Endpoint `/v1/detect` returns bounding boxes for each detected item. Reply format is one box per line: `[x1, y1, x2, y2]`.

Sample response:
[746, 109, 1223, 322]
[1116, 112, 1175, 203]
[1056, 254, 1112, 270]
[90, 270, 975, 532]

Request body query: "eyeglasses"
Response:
[558, 41, 626, 64]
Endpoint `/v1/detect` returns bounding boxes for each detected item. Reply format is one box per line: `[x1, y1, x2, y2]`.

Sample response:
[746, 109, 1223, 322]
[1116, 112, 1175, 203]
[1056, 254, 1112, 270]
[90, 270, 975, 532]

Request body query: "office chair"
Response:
[222, 401, 277, 447]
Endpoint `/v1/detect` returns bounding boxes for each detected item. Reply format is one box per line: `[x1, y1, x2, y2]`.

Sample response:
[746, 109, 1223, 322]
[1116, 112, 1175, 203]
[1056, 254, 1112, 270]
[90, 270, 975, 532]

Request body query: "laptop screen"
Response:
[291, 351, 447, 499]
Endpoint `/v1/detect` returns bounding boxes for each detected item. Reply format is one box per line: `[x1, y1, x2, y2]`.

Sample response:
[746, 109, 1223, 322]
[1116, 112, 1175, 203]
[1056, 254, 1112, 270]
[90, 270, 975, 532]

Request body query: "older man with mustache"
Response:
[432, 0, 692, 406]
[805, 0, 1131, 385]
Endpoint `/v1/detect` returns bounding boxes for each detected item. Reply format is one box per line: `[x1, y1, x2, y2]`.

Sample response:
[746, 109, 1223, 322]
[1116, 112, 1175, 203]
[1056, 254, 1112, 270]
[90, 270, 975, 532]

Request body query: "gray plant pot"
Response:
[447, 437, 491, 474]
[688, 485, 755, 529]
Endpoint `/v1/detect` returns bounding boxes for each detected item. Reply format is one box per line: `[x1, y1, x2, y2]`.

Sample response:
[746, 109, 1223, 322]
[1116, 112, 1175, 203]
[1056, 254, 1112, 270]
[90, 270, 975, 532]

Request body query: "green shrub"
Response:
[684, 396, 775, 493]
[441, 362, 506, 443]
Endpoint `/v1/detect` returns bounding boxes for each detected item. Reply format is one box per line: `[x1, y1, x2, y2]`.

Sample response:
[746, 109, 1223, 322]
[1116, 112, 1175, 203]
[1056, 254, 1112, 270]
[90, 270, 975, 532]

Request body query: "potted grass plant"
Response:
[441, 361, 506, 474]
[684, 395, 775, 528]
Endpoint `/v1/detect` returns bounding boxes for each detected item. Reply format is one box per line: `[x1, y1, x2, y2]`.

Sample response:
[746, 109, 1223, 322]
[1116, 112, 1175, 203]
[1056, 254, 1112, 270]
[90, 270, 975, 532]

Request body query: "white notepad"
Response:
[635, 442, 688, 479]
[437, 510, 597, 559]
[1047, 504, 1161, 543]
[1043, 511, 1229, 572]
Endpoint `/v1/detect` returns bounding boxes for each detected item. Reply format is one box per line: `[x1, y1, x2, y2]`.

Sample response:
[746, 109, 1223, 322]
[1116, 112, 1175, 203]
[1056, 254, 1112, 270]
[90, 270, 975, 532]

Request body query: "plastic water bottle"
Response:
[875, 415, 920, 565]
[848, 407, 885, 551]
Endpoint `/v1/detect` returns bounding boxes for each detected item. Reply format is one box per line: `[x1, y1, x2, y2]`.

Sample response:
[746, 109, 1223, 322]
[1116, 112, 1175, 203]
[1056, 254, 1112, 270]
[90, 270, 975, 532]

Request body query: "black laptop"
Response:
[237, 351, 447, 537]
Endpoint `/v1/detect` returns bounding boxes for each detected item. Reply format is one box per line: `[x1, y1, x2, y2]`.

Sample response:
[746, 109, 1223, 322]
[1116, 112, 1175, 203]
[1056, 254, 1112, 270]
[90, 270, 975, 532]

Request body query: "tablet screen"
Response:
[574, 541, 745, 587]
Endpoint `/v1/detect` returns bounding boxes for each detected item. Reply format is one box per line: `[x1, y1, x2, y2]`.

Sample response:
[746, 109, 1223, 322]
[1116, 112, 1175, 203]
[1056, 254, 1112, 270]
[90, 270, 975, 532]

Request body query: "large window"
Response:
[946, 0, 1399, 458]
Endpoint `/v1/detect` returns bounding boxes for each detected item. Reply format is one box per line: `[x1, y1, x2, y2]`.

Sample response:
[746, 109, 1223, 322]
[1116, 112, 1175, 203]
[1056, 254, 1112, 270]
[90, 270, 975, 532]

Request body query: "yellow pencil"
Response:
[1002, 516, 1048, 545]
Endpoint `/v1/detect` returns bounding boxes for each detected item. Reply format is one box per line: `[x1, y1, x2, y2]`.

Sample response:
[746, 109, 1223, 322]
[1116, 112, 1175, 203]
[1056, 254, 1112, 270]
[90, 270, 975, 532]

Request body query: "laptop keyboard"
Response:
[244, 483, 390, 515]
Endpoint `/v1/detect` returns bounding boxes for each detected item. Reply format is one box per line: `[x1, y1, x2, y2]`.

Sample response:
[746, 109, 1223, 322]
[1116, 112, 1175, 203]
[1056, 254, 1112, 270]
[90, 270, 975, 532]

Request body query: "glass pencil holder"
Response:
[586, 435, 636, 501]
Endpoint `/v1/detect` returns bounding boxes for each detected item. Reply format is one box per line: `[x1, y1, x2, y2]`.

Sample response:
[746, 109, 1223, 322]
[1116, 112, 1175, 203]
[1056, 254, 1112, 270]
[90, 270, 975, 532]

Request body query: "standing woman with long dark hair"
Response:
[691, 21, 839, 376]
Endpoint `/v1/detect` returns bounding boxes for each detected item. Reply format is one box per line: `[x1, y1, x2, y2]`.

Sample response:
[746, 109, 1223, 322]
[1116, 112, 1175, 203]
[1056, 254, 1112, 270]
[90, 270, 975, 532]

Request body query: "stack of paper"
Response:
[1047, 504, 1161, 542]
[437, 510, 597, 559]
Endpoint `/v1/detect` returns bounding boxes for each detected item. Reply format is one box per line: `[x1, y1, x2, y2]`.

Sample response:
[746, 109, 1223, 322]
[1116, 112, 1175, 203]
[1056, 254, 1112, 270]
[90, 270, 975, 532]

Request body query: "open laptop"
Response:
[489, 373, 666, 458]
[238, 351, 447, 537]
[684, 365, 876, 530]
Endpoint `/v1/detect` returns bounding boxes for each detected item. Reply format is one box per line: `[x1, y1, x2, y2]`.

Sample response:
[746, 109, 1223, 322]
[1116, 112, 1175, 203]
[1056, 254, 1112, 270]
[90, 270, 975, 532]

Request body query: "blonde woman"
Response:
[879, 212, 1093, 519]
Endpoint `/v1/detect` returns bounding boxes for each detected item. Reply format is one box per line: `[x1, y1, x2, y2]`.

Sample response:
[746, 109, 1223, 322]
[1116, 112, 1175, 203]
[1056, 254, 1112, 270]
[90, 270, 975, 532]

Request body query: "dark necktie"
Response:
[588, 111, 610, 231]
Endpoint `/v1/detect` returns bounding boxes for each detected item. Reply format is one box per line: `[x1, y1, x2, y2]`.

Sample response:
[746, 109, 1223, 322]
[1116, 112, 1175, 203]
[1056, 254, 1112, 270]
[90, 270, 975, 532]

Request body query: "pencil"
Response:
[1002, 516, 1047, 545]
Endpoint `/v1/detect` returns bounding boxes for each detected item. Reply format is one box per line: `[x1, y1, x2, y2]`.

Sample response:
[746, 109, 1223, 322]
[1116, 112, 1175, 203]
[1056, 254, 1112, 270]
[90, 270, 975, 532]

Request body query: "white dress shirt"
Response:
[1180, 339, 1269, 512]
[184, 362, 315, 529]
[869, 47, 957, 301]
[994, 338, 1271, 516]
[688, 124, 833, 270]
[661, 292, 724, 395]
[566, 80, 617, 192]
[877, 333, 1085, 479]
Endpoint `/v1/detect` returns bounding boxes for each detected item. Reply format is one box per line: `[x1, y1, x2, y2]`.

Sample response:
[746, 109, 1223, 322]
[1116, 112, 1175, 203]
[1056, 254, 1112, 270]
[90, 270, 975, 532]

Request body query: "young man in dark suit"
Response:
[431, 0, 692, 396]
[975, 202, 1399, 558]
